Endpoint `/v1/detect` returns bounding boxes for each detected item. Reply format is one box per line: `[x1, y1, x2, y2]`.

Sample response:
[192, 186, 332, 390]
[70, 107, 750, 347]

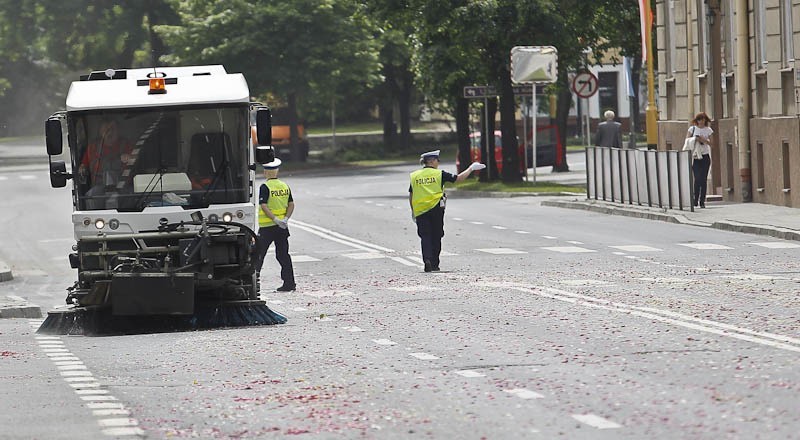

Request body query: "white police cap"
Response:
[262, 158, 282, 169]
[420, 149, 440, 160]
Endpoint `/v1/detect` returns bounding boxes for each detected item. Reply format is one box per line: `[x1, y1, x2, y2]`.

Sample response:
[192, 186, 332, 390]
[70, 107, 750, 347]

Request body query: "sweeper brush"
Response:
[38, 300, 286, 336]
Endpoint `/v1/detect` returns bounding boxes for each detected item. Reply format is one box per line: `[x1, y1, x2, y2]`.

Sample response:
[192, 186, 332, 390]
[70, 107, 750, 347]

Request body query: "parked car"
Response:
[457, 126, 560, 175]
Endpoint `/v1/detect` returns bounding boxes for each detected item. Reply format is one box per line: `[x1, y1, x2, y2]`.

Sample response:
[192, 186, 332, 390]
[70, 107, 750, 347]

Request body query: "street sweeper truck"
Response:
[38, 65, 286, 335]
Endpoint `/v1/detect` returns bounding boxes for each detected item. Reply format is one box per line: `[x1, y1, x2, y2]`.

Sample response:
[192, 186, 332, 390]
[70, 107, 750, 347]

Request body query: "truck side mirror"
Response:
[255, 108, 272, 146]
[45, 118, 63, 156]
[49, 160, 71, 188]
[255, 146, 275, 165]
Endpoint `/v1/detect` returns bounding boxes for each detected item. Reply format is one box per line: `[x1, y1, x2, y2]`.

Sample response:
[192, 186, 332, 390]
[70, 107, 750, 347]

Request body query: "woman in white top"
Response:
[687, 112, 713, 208]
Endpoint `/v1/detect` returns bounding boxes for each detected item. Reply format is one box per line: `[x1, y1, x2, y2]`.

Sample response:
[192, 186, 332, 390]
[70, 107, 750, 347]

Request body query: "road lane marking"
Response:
[19, 175, 36, 180]
[454, 370, 486, 378]
[76, 389, 110, 395]
[291, 255, 321, 262]
[486, 281, 800, 353]
[80, 395, 118, 401]
[373, 339, 397, 346]
[389, 256, 418, 266]
[469, 221, 484, 225]
[97, 418, 138, 428]
[409, 352, 439, 360]
[492, 225, 507, 230]
[749, 241, 800, 249]
[71, 382, 101, 389]
[291, 219, 395, 252]
[504, 388, 544, 399]
[514, 230, 530, 234]
[101, 427, 145, 437]
[87, 403, 125, 409]
[541, 246, 596, 253]
[344, 326, 365, 332]
[678, 243, 734, 250]
[475, 248, 527, 255]
[566, 240, 584, 245]
[610, 245, 662, 252]
[343, 252, 385, 260]
[388, 285, 441, 292]
[93, 409, 130, 417]
[572, 414, 621, 429]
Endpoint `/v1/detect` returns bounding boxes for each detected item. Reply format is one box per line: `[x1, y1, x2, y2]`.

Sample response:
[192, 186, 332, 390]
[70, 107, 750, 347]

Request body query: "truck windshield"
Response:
[68, 105, 249, 211]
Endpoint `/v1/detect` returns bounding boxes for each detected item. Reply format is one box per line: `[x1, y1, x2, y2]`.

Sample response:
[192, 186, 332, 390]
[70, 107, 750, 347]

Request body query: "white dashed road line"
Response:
[409, 352, 440, 360]
[504, 388, 544, 399]
[454, 370, 486, 378]
[29, 321, 145, 438]
[609, 245, 662, 252]
[677, 243, 734, 250]
[475, 248, 528, 255]
[572, 413, 622, 429]
[541, 246, 596, 253]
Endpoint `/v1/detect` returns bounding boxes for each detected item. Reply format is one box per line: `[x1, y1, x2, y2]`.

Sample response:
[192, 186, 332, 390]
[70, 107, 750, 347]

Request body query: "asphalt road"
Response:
[0, 161, 798, 439]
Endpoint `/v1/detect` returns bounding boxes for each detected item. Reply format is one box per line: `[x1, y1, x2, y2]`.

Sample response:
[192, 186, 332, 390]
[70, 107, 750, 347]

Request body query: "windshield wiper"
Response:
[132, 168, 166, 211]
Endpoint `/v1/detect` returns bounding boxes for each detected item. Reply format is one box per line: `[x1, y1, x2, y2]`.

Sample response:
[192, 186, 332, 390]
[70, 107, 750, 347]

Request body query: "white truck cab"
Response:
[40, 65, 282, 334]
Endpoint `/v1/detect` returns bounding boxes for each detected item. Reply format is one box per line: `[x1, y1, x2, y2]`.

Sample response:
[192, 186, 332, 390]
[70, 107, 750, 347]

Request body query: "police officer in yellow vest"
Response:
[255, 158, 296, 291]
[409, 150, 486, 272]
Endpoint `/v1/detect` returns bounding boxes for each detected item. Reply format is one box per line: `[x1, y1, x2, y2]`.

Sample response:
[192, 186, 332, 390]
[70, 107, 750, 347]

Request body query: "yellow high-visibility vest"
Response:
[410, 167, 443, 217]
[258, 178, 290, 227]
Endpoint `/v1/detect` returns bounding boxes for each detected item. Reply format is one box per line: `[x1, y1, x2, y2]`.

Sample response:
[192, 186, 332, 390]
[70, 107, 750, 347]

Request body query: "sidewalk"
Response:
[532, 153, 800, 241]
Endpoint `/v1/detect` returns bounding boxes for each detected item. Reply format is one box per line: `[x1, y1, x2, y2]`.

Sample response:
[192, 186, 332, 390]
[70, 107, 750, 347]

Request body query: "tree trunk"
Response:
[480, 98, 499, 182]
[398, 70, 413, 149]
[287, 92, 301, 161]
[499, 70, 521, 183]
[554, 79, 572, 172]
[456, 97, 470, 173]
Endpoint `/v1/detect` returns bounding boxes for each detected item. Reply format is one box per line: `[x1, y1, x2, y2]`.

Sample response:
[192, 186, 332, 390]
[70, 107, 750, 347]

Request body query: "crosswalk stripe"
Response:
[541, 246, 596, 253]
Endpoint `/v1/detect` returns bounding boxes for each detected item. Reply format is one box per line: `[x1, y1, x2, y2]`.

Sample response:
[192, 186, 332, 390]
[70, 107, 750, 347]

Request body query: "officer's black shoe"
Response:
[432, 266, 440, 272]
[276, 284, 296, 292]
[424, 260, 433, 272]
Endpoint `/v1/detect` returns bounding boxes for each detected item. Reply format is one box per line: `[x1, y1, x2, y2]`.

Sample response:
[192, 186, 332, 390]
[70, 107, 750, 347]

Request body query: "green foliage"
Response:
[157, 0, 380, 119]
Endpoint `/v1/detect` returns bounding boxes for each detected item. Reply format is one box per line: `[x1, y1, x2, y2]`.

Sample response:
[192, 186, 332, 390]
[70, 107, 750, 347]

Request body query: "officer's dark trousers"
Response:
[255, 225, 295, 288]
[692, 154, 711, 207]
[415, 205, 445, 268]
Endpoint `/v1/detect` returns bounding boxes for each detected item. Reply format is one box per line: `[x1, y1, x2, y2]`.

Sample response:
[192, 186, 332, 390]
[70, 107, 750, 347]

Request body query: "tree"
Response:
[157, 0, 380, 160]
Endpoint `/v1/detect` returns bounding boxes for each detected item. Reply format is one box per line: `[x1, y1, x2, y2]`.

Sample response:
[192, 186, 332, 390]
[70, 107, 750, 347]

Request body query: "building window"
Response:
[783, 141, 791, 191]
[723, 0, 736, 72]
[696, 0, 710, 72]
[781, 0, 794, 67]
[598, 72, 619, 119]
[755, 0, 767, 70]
[782, 71, 795, 115]
[756, 73, 768, 116]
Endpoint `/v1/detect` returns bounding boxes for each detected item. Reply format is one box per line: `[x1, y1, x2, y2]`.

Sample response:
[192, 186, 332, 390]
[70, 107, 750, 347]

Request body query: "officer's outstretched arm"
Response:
[456, 162, 486, 182]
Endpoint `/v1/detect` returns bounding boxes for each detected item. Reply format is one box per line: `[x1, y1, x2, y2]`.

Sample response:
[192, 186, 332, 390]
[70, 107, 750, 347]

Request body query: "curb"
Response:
[0, 260, 12, 282]
[0, 296, 42, 319]
[448, 190, 585, 199]
[541, 199, 800, 241]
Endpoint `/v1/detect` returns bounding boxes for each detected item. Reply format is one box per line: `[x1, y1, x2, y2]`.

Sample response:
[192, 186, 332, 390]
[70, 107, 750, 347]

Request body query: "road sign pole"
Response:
[522, 96, 528, 182]
[532, 85, 537, 184]
[484, 92, 491, 180]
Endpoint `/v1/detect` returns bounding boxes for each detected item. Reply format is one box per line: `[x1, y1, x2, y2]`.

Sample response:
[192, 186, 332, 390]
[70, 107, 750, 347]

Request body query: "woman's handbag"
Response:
[682, 126, 702, 159]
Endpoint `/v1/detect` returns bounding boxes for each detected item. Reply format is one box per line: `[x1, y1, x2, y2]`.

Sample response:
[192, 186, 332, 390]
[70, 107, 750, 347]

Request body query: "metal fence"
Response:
[585, 147, 694, 211]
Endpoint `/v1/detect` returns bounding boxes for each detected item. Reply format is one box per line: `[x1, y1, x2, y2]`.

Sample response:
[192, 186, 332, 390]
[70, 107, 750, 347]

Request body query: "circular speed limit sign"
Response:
[572, 71, 599, 99]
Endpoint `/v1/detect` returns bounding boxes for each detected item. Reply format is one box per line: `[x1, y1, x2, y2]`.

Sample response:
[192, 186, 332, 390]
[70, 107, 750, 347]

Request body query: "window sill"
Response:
[779, 66, 794, 73]
[757, 187, 765, 193]
[755, 68, 768, 76]
[782, 188, 791, 193]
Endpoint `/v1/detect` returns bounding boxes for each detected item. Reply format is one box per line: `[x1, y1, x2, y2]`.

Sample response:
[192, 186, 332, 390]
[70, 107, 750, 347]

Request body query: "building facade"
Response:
[656, 0, 800, 207]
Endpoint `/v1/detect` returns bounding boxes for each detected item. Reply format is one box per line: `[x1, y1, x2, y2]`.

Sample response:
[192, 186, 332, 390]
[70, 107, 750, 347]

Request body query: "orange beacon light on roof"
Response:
[148, 77, 166, 94]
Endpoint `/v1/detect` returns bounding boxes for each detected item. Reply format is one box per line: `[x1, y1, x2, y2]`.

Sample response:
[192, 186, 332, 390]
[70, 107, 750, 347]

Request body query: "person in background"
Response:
[594, 110, 623, 148]
[409, 149, 486, 272]
[687, 111, 713, 208]
[254, 158, 296, 292]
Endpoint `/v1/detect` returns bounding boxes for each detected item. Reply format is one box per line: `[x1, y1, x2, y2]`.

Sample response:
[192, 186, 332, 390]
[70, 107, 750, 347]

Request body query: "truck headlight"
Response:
[108, 219, 120, 230]
[222, 212, 233, 223]
[208, 213, 219, 222]
[236, 210, 244, 219]
[94, 219, 105, 229]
